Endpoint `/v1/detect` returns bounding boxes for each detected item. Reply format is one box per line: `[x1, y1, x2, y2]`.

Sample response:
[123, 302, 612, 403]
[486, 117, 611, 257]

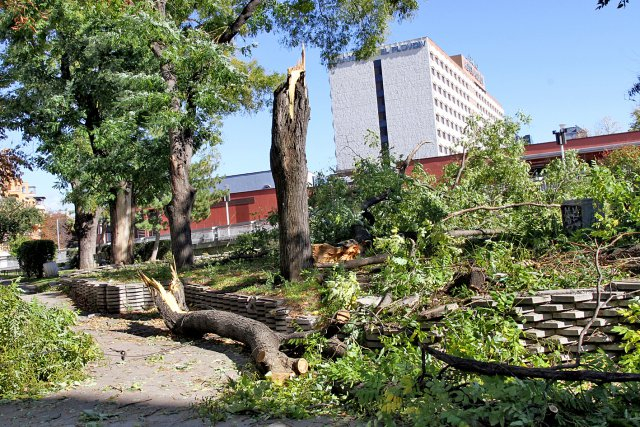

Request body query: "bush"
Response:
[16, 239, 56, 278]
[0, 283, 100, 398]
[133, 239, 172, 263]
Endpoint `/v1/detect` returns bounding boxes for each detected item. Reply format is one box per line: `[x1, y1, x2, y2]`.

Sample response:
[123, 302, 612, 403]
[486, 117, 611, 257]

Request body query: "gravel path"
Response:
[0, 287, 341, 427]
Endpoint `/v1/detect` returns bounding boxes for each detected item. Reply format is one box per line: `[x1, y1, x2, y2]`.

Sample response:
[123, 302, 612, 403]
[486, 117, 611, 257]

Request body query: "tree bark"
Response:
[74, 205, 102, 270]
[110, 181, 133, 265]
[150, 228, 161, 262]
[270, 72, 312, 282]
[165, 133, 196, 268]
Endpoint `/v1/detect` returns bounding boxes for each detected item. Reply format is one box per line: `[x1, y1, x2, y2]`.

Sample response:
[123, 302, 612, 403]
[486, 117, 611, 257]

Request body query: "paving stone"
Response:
[536, 320, 572, 329]
[557, 326, 585, 337]
[594, 291, 626, 300]
[553, 310, 588, 320]
[612, 280, 640, 291]
[584, 334, 616, 343]
[577, 318, 610, 327]
[546, 335, 575, 346]
[609, 299, 633, 307]
[576, 301, 612, 310]
[523, 312, 553, 323]
[523, 328, 556, 339]
[515, 295, 551, 305]
[513, 306, 535, 315]
[567, 344, 597, 353]
[550, 293, 593, 303]
[526, 344, 546, 354]
[599, 343, 624, 351]
[536, 304, 573, 313]
[599, 308, 623, 317]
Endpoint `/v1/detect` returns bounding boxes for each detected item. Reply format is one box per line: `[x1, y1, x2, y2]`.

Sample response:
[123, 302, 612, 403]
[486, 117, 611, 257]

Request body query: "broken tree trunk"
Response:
[140, 270, 309, 384]
[270, 48, 313, 282]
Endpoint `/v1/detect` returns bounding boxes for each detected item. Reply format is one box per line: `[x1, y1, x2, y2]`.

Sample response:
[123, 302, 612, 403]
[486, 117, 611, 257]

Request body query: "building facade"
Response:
[329, 36, 504, 172]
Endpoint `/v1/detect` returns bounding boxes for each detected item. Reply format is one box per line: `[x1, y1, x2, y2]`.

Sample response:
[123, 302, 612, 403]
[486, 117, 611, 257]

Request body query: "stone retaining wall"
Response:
[61, 276, 640, 357]
[414, 280, 640, 357]
[61, 278, 318, 334]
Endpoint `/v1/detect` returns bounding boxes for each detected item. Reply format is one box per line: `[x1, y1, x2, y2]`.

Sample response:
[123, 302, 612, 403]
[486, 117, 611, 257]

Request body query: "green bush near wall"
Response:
[16, 240, 56, 278]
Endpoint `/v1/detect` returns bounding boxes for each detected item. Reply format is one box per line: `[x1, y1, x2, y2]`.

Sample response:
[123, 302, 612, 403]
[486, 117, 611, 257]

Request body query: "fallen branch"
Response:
[315, 254, 389, 269]
[442, 203, 561, 222]
[446, 229, 504, 238]
[423, 345, 640, 383]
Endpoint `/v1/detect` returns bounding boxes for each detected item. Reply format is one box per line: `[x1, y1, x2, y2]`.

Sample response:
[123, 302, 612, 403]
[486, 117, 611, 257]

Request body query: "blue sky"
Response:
[4, 0, 640, 210]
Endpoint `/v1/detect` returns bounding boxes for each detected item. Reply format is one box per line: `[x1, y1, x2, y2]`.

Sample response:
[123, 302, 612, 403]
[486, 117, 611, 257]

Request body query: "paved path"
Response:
[0, 287, 339, 427]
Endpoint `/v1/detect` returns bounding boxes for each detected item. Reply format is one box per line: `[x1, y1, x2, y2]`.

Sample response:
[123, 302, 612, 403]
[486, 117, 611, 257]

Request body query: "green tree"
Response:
[630, 107, 640, 131]
[2, 0, 423, 270]
[0, 198, 43, 243]
[0, 0, 168, 268]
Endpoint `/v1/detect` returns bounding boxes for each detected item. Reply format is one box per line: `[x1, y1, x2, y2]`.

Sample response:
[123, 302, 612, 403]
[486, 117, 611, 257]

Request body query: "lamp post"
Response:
[553, 124, 567, 163]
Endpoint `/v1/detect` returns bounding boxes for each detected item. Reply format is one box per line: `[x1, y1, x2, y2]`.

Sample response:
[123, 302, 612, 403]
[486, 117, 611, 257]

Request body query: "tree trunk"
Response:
[150, 229, 161, 262]
[74, 205, 102, 270]
[150, 32, 196, 269]
[110, 182, 133, 265]
[270, 70, 312, 282]
[165, 130, 196, 268]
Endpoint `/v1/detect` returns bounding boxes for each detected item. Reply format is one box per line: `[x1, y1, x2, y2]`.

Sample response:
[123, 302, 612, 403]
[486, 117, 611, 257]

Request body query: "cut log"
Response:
[139, 271, 309, 384]
[315, 254, 389, 269]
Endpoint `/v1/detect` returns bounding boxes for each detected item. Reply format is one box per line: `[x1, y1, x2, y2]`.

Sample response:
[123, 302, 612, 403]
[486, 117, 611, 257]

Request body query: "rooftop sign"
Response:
[335, 39, 427, 65]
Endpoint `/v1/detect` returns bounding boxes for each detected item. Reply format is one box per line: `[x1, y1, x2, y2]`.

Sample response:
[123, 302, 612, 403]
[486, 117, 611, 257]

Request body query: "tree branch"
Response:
[218, 0, 265, 43]
[423, 345, 640, 383]
[442, 203, 561, 222]
[397, 140, 430, 176]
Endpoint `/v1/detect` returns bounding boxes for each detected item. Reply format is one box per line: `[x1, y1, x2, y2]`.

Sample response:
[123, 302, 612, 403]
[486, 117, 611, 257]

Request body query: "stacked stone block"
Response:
[61, 278, 318, 334]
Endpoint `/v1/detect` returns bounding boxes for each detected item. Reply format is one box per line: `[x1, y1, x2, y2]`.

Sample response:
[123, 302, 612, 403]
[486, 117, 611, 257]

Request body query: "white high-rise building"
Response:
[329, 36, 504, 172]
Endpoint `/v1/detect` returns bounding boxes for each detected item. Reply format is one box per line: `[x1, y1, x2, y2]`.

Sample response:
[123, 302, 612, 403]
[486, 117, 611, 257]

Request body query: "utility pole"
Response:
[553, 124, 567, 163]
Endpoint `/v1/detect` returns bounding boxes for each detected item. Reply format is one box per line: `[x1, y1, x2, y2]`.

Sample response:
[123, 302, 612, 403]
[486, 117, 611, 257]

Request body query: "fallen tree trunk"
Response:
[140, 271, 309, 384]
[423, 345, 640, 383]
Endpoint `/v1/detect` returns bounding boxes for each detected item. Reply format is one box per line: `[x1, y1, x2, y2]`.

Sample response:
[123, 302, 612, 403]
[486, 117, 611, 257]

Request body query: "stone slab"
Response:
[550, 293, 593, 303]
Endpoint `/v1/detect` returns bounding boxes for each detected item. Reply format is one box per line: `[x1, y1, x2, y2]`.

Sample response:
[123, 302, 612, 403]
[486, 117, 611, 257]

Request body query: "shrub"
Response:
[16, 239, 56, 278]
[0, 283, 100, 398]
[133, 240, 171, 263]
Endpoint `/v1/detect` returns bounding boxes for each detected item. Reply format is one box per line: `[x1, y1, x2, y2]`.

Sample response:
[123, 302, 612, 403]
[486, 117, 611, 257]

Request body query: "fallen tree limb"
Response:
[442, 202, 561, 222]
[140, 270, 312, 384]
[315, 254, 389, 269]
[423, 345, 640, 383]
[446, 229, 504, 238]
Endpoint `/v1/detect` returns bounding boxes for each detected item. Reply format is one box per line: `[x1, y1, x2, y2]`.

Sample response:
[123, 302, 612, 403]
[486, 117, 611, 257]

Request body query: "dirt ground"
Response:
[0, 287, 342, 427]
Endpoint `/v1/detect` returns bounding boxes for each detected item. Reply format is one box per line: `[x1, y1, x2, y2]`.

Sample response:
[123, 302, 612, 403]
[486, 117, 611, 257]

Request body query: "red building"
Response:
[413, 130, 640, 178]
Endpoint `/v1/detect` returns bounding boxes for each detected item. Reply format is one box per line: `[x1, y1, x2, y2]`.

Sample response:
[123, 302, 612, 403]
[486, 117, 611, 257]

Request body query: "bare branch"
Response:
[451, 147, 467, 190]
[423, 345, 640, 383]
[442, 203, 561, 223]
[397, 140, 430, 176]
